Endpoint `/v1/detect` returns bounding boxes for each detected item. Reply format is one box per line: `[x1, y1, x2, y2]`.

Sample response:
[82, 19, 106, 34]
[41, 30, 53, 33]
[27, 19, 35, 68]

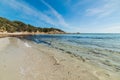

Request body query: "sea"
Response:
[23, 33, 120, 72]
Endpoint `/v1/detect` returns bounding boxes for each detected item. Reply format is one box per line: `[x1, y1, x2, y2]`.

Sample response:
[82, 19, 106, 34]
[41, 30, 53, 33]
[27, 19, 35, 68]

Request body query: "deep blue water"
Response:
[23, 33, 120, 72]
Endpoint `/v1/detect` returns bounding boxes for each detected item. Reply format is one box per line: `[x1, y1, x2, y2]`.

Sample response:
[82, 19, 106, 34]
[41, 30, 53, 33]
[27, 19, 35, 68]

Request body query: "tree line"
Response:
[0, 17, 64, 33]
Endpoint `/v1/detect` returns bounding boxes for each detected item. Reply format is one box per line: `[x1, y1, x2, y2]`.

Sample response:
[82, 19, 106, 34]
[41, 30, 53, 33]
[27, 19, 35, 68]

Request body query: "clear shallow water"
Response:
[23, 33, 120, 72]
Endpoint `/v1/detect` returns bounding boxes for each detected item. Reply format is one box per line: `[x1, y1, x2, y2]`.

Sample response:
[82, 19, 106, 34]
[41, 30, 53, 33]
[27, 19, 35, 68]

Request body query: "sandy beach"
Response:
[0, 37, 120, 80]
[0, 33, 44, 38]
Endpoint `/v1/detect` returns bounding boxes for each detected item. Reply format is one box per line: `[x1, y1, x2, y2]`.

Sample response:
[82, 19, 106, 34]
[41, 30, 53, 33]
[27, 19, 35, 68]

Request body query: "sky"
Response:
[0, 0, 120, 33]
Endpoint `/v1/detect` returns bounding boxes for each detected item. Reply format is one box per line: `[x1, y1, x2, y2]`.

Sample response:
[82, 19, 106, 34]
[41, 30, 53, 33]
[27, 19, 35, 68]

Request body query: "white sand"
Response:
[0, 37, 119, 80]
[0, 37, 9, 51]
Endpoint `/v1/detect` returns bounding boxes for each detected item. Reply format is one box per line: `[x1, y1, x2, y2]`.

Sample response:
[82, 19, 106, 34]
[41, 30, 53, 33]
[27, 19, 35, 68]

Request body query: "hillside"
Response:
[0, 17, 65, 34]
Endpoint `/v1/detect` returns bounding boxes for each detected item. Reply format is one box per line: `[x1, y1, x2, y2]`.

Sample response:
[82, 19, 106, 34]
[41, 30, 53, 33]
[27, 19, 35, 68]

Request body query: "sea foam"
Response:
[24, 42, 31, 48]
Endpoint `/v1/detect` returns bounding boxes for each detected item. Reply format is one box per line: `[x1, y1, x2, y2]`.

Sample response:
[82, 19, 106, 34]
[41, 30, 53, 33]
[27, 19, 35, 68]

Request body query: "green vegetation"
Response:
[0, 17, 65, 33]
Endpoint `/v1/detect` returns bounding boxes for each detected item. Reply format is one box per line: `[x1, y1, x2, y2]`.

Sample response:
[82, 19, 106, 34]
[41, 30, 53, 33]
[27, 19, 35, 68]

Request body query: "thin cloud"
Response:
[102, 25, 120, 33]
[1, 0, 58, 26]
[86, 0, 119, 18]
[41, 0, 68, 27]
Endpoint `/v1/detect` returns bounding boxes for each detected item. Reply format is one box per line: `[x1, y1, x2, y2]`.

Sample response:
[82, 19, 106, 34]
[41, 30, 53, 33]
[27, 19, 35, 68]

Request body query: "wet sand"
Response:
[0, 37, 120, 80]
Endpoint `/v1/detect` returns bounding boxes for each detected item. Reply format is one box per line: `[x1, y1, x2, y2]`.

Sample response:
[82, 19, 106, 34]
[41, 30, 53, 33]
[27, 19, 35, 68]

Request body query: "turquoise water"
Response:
[23, 33, 120, 72]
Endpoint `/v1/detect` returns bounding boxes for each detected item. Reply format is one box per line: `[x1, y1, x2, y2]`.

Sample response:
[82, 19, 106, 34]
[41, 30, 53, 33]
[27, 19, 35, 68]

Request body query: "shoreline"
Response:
[0, 32, 69, 38]
[0, 37, 120, 80]
[0, 33, 56, 38]
[0, 33, 32, 38]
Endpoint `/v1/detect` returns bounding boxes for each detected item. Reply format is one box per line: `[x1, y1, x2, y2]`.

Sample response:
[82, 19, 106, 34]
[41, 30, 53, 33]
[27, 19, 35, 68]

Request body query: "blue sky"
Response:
[0, 0, 120, 33]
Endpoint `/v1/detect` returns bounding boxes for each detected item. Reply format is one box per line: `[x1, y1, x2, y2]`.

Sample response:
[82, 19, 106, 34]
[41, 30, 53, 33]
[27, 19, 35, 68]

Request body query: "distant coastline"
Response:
[0, 17, 66, 36]
[0, 32, 66, 38]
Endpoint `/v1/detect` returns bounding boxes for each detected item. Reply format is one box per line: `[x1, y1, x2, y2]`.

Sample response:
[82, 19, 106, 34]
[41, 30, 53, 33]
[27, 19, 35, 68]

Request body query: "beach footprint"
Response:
[93, 70, 110, 80]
